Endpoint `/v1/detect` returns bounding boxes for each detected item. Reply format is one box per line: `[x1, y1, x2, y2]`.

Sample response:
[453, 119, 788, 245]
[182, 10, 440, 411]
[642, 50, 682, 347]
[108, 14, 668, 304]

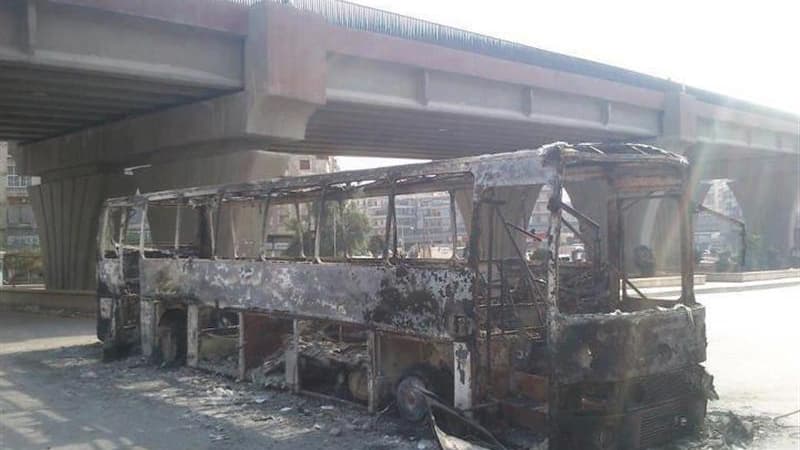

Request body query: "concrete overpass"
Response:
[1, 0, 798, 289]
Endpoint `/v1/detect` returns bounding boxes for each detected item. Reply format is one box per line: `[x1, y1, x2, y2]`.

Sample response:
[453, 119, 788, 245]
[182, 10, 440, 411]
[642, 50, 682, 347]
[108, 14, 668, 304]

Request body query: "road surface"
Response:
[1, 285, 799, 449]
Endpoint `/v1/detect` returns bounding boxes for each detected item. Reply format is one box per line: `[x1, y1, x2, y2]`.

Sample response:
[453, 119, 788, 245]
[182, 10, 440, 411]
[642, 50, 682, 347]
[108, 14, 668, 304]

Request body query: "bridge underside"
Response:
[0, 62, 236, 142]
[278, 103, 636, 158]
[0, 0, 242, 142]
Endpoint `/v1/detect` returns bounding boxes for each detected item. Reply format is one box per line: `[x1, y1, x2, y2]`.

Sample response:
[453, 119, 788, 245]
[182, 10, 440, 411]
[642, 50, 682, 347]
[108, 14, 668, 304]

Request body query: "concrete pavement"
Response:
[641, 276, 800, 298]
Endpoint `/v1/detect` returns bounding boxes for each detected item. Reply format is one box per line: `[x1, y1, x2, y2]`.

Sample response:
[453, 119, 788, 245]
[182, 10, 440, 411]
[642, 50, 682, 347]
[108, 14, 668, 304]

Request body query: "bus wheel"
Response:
[396, 365, 447, 423]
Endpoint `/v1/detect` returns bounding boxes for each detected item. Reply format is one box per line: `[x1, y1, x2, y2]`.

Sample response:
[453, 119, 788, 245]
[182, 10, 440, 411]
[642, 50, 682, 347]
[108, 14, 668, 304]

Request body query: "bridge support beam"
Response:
[623, 197, 683, 275]
[567, 178, 683, 275]
[566, 179, 610, 263]
[728, 167, 800, 268]
[14, 2, 327, 177]
[29, 169, 135, 290]
[29, 150, 293, 291]
[137, 150, 293, 258]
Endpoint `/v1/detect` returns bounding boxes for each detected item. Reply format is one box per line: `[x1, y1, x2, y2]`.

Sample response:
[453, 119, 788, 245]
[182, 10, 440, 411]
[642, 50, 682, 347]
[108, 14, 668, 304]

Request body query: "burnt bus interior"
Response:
[96, 143, 713, 449]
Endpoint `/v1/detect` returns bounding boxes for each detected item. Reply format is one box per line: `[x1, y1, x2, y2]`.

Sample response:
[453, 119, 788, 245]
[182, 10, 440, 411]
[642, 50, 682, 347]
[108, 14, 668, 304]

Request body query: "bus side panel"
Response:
[139, 259, 475, 340]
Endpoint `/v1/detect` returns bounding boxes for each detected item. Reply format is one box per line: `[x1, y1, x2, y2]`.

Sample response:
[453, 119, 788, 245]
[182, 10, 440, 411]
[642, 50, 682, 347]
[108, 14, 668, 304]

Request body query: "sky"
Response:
[336, 0, 799, 171]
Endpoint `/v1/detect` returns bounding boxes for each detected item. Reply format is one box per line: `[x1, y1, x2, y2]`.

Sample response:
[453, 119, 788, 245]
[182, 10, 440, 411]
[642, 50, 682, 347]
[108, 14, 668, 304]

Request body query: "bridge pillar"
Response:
[728, 166, 800, 268]
[29, 170, 135, 290]
[622, 196, 683, 275]
[566, 179, 610, 263]
[28, 150, 295, 290]
[567, 178, 684, 275]
[135, 150, 292, 258]
[618, 161, 715, 276]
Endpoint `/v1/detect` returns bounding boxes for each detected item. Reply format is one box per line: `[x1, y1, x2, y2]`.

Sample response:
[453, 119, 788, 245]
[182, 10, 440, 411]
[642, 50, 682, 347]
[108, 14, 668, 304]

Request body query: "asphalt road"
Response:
[703, 285, 800, 418]
[1, 285, 799, 449]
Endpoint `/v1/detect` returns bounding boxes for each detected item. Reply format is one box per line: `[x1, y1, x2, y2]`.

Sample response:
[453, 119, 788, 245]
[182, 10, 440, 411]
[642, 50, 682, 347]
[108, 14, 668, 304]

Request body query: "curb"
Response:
[650, 280, 800, 297]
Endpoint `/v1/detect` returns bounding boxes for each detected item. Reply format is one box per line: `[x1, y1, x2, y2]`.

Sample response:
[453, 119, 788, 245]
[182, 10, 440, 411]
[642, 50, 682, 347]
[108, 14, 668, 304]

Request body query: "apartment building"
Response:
[0, 143, 39, 250]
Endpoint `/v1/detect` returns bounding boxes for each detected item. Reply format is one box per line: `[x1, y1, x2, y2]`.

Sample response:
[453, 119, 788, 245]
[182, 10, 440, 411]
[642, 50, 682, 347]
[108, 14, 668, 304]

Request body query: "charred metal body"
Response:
[96, 143, 712, 449]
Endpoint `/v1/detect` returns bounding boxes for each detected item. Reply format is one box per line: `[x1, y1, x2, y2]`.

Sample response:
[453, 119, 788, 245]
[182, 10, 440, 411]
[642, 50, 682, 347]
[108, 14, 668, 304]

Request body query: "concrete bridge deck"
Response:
[2, 0, 797, 169]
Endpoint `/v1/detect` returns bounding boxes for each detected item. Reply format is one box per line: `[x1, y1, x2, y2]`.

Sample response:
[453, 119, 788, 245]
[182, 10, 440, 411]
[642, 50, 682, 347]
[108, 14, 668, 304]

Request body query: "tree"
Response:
[285, 201, 371, 258]
[368, 234, 385, 257]
[3, 249, 44, 284]
[745, 233, 767, 270]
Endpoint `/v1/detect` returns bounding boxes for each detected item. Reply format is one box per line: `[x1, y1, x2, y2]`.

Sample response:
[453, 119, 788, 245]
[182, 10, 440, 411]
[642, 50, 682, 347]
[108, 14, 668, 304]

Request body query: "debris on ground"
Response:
[661, 410, 786, 450]
[29, 342, 798, 450]
[416, 439, 435, 449]
[717, 411, 755, 447]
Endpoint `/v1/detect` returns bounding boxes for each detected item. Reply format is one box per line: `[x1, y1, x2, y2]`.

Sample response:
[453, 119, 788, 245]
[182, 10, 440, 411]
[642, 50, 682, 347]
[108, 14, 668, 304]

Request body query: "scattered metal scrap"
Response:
[423, 390, 508, 450]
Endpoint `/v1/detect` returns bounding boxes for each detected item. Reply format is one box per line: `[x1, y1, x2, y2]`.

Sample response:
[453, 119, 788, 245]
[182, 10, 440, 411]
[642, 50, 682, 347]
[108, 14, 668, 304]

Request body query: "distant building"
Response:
[353, 191, 467, 250]
[286, 155, 337, 177]
[703, 180, 742, 220]
[0, 143, 40, 250]
[262, 155, 337, 251]
[695, 179, 743, 250]
[353, 183, 576, 257]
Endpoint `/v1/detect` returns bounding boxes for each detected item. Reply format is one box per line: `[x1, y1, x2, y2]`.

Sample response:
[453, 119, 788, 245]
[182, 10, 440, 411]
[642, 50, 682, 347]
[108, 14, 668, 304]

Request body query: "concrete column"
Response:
[566, 179, 610, 263]
[567, 178, 684, 274]
[135, 150, 292, 258]
[570, 175, 683, 275]
[622, 196, 682, 275]
[728, 167, 800, 268]
[621, 136, 697, 276]
[28, 170, 135, 290]
[471, 185, 541, 260]
[566, 174, 680, 276]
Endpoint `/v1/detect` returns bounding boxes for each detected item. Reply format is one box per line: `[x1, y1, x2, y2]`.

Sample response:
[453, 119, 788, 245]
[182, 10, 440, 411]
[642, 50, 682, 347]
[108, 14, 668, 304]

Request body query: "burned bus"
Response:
[97, 142, 712, 449]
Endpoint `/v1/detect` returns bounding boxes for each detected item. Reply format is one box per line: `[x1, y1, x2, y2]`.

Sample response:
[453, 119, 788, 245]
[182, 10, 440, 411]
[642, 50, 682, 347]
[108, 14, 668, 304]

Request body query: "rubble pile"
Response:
[664, 410, 784, 450]
[249, 325, 369, 400]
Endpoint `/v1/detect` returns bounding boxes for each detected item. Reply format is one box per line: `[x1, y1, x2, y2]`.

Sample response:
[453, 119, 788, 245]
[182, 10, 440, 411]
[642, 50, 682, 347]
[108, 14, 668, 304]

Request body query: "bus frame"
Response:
[97, 142, 711, 449]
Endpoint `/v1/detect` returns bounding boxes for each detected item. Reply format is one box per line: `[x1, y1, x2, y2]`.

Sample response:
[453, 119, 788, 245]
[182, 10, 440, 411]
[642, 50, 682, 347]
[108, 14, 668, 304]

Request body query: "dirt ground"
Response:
[1, 285, 799, 449]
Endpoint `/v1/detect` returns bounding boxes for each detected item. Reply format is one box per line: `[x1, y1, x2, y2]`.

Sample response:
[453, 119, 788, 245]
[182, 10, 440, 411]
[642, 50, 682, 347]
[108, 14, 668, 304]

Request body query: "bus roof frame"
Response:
[104, 142, 688, 208]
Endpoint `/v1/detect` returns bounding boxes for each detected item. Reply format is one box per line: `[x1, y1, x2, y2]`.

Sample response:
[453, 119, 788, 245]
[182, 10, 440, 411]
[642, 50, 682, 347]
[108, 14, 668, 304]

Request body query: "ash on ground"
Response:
[47, 343, 797, 450]
[658, 410, 797, 450]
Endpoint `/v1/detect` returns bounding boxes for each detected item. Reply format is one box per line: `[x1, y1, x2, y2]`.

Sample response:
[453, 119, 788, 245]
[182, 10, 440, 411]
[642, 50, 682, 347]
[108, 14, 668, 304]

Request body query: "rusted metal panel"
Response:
[240, 312, 289, 373]
[286, 319, 300, 393]
[551, 306, 706, 384]
[97, 259, 123, 297]
[139, 299, 157, 358]
[453, 341, 473, 411]
[187, 304, 200, 367]
[554, 366, 711, 449]
[139, 259, 474, 340]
